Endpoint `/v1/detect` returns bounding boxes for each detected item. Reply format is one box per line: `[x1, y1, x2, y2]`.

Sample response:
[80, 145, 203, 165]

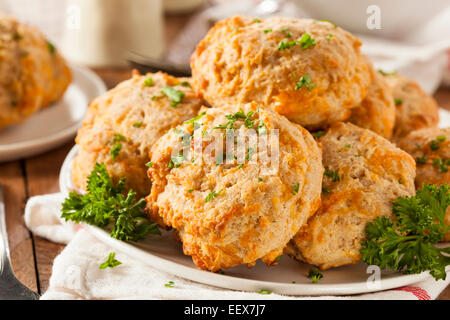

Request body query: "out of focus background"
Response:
[1, 0, 449, 93]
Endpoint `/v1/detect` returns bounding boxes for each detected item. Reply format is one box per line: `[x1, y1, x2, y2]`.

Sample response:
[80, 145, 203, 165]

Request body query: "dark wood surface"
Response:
[1, 14, 449, 299]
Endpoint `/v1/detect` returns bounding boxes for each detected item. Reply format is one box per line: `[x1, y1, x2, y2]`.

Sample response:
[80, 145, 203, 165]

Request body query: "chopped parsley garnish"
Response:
[184, 112, 206, 126]
[430, 136, 445, 151]
[113, 133, 125, 142]
[398, 177, 403, 184]
[307, 269, 323, 283]
[257, 290, 272, 295]
[278, 33, 316, 51]
[325, 167, 340, 182]
[322, 187, 330, 195]
[246, 147, 255, 161]
[133, 122, 143, 128]
[143, 77, 154, 87]
[312, 130, 325, 139]
[437, 135, 447, 142]
[319, 20, 337, 28]
[188, 189, 194, 193]
[361, 184, 450, 281]
[295, 74, 315, 91]
[180, 81, 191, 87]
[325, 34, 334, 40]
[61, 163, 160, 241]
[394, 98, 403, 106]
[145, 161, 153, 167]
[161, 85, 185, 107]
[258, 177, 263, 182]
[253, 18, 262, 23]
[378, 69, 397, 76]
[110, 143, 122, 159]
[205, 189, 222, 203]
[214, 109, 255, 130]
[433, 158, 449, 173]
[298, 33, 316, 49]
[164, 281, 175, 288]
[292, 183, 300, 195]
[345, 144, 351, 148]
[416, 155, 427, 165]
[13, 32, 22, 40]
[280, 27, 289, 33]
[47, 41, 56, 54]
[100, 252, 122, 269]
[263, 28, 272, 34]
[168, 151, 184, 168]
[257, 120, 267, 135]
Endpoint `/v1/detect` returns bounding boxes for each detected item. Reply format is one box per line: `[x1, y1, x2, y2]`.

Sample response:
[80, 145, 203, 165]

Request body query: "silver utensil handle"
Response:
[0, 184, 11, 272]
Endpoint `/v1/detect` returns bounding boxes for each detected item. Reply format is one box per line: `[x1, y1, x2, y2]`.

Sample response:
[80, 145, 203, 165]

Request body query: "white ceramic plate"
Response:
[0, 64, 106, 162]
[59, 106, 450, 296]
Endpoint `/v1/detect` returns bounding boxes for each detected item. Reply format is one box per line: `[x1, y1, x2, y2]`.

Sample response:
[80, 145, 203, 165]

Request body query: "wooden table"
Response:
[1, 14, 450, 299]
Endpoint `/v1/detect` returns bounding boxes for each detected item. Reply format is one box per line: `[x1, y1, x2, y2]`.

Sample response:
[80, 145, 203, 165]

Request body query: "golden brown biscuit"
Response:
[286, 122, 416, 270]
[0, 16, 71, 130]
[384, 74, 440, 142]
[191, 15, 371, 129]
[348, 59, 395, 139]
[72, 71, 203, 198]
[146, 103, 323, 271]
[397, 127, 449, 241]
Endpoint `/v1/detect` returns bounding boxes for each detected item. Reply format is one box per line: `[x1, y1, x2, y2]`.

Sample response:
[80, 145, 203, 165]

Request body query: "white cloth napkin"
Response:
[24, 193, 450, 300]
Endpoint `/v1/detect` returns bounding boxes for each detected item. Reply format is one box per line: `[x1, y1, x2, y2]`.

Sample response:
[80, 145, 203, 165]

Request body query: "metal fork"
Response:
[0, 183, 40, 300]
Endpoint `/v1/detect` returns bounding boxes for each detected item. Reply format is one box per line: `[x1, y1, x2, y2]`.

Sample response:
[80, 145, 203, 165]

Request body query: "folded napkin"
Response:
[24, 193, 450, 300]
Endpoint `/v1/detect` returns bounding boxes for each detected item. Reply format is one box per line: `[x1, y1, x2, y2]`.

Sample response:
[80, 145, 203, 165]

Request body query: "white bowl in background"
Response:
[295, 0, 449, 39]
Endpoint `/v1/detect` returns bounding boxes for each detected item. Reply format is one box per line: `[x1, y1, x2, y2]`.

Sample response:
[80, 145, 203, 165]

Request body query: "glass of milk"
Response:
[61, 0, 164, 67]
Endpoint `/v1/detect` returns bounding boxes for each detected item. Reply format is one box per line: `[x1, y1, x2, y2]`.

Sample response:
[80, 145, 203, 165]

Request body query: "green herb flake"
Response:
[295, 74, 316, 91]
[319, 20, 337, 28]
[394, 98, 403, 106]
[180, 81, 191, 87]
[253, 18, 262, 23]
[263, 28, 272, 34]
[308, 269, 323, 283]
[258, 177, 263, 182]
[145, 161, 153, 167]
[133, 122, 143, 128]
[100, 252, 122, 269]
[161, 85, 185, 107]
[164, 281, 175, 288]
[416, 156, 427, 165]
[205, 189, 222, 203]
[184, 112, 206, 126]
[313, 130, 325, 139]
[168, 152, 184, 168]
[110, 143, 122, 159]
[378, 69, 397, 76]
[322, 187, 330, 195]
[325, 167, 340, 182]
[292, 183, 300, 195]
[143, 77, 154, 87]
[325, 34, 334, 40]
[257, 290, 272, 295]
[47, 41, 56, 54]
[298, 33, 316, 49]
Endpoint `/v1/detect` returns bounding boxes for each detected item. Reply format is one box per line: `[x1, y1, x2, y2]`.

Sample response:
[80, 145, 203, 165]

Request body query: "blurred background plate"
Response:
[0, 65, 106, 163]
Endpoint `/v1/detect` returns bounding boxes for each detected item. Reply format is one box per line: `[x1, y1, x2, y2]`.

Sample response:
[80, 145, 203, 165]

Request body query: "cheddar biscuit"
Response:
[146, 103, 323, 271]
[191, 15, 371, 129]
[286, 122, 416, 270]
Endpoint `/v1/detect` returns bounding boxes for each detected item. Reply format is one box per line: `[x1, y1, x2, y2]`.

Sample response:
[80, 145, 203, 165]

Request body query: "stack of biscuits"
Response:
[73, 16, 449, 272]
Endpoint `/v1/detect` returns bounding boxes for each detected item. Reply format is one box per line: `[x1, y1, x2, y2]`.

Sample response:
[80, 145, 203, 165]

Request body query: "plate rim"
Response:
[59, 145, 439, 296]
[0, 64, 106, 161]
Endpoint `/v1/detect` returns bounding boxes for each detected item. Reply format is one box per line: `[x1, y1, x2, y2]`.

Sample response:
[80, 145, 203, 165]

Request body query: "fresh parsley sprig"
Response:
[61, 163, 160, 241]
[361, 184, 450, 281]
